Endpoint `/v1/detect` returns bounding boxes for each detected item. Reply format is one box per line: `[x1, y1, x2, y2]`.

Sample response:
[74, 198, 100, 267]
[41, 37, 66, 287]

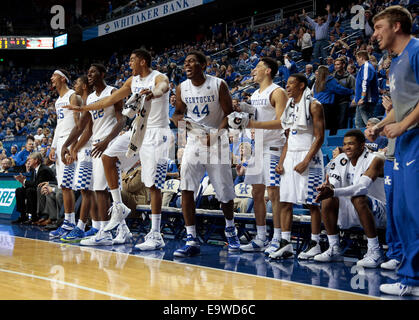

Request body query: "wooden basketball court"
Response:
[0, 236, 378, 300]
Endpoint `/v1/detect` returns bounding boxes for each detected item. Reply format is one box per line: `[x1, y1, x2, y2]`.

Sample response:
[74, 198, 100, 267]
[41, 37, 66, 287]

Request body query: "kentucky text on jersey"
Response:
[251, 98, 269, 107]
[184, 95, 216, 105]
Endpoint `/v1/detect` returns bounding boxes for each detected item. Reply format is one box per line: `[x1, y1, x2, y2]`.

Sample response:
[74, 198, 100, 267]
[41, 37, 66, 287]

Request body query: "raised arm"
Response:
[65, 77, 133, 112]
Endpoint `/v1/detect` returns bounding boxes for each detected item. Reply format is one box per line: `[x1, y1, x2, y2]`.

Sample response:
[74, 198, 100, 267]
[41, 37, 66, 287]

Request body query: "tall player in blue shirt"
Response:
[366, 5, 419, 297]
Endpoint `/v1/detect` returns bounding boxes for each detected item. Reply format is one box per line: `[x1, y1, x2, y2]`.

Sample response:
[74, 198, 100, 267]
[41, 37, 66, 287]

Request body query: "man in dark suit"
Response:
[12, 152, 57, 224]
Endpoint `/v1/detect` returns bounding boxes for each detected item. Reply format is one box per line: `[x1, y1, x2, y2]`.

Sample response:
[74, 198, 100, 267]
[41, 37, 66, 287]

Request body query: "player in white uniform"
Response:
[235, 57, 288, 255]
[48, 69, 81, 240]
[171, 51, 239, 257]
[314, 129, 386, 268]
[269, 73, 325, 260]
[60, 75, 99, 243]
[62, 64, 126, 246]
[65, 49, 171, 250]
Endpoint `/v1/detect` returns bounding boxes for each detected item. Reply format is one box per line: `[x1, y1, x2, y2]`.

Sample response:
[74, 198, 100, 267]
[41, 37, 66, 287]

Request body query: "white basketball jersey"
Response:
[131, 70, 169, 128]
[55, 89, 76, 137]
[250, 83, 286, 150]
[86, 85, 117, 141]
[286, 99, 315, 152]
[180, 75, 225, 130]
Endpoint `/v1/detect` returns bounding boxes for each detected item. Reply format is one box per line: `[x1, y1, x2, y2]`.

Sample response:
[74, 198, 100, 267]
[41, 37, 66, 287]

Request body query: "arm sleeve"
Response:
[330, 78, 353, 95]
[333, 175, 373, 197]
[362, 64, 369, 94]
[305, 16, 317, 29]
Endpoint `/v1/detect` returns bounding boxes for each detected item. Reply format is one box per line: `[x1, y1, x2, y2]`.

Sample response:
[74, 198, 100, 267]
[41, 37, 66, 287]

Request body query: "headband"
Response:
[54, 70, 69, 83]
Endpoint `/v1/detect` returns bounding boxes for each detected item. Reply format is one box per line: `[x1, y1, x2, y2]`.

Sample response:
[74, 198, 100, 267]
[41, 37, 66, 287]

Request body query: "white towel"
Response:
[123, 93, 145, 119]
[126, 97, 151, 158]
[280, 87, 313, 131]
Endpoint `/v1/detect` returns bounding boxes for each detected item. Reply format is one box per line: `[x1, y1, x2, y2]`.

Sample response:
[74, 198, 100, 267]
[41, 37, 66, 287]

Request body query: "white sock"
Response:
[311, 234, 320, 243]
[256, 225, 267, 241]
[77, 220, 86, 231]
[327, 234, 339, 247]
[273, 228, 282, 241]
[110, 189, 122, 203]
[225, 218, 235, 228]
[65, 212, 76, 225]
[92, 220, 100, 230]
[281, 231, 291, 242]
[186, 225, 196, 238]
[367, 237, 379, 250]
[151, 214, 161, 232]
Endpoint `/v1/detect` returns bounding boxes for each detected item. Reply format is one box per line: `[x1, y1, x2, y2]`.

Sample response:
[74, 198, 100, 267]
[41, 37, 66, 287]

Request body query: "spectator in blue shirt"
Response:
[364, 118, 388, 152]
[312, 65, 353, 135]
[302, 4, 332, 61]
[14, 136, 35, 169]
[166, 158, 179, 180]
[351, 50, 379, 128]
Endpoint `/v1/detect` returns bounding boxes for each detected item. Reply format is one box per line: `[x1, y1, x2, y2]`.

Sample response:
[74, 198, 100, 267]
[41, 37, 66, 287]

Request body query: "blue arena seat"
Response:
[327, 136, 344, 147]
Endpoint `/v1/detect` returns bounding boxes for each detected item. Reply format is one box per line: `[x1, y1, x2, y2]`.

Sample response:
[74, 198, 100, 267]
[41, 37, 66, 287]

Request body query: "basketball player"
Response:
[269, 73, 325, 260]
[48, 69, 81, 240]
[65, 49, 171, 251]
[236, 57, 288, 255]
[60, 75, 98, 242]
[314, 130, 387, 268]
[62, 63, 126, 246]
[171, 50, 240, 257]
[365, 5, 419, 296]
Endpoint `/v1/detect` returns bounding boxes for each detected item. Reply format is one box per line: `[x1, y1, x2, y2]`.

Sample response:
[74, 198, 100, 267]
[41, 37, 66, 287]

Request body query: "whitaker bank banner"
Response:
[98, 0, 214, 37]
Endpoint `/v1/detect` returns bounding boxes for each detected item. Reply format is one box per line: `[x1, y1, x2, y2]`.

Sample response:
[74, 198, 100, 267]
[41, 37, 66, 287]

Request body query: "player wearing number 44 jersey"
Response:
[172, 51, 240, 257]
[62, 63, 129, 246]
[65, 49, 171, 251]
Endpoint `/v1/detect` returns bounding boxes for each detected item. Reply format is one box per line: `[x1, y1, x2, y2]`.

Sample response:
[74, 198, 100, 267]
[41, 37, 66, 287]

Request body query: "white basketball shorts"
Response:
[180, 140, 235, 203]
[56, 135, 76, 190]
[74, 142, 93, 191]
[337, 196, 387, 229]
[244, 148, 283, 187]
[280, 149, 324, 206]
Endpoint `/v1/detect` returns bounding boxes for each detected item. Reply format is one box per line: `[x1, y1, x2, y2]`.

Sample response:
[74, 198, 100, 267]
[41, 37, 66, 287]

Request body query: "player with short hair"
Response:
[269, 73, 325, 260]
[314, 130, 386, 267]
[171, 50, 239, 257]
[65, 49, 171, 250]
[48, 69, 81, 240]
[365, 5, 419, 296]
[62, 63, 126, 246]
[235, 57, 288, 255]
[60, 75, 98, 242]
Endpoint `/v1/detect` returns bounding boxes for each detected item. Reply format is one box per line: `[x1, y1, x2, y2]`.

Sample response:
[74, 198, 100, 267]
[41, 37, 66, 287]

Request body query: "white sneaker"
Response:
[103, 202, 131, 232]
[264, 238, 280, 256]
[380, 259, 401, 270]
[135, 231, 165, 251]
[112, 224, 133, 245]
[80, 229, 113, 246]
[269, 239, 294, 260]
[356, 248, 385, 268]
[380, 282, 419, 296]
[240, 237, 269, 252]
[298, 240, 322, 260]
[313, 244, 343, 262]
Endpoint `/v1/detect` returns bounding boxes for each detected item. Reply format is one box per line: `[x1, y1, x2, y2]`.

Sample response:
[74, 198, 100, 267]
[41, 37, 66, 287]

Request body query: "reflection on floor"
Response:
[0, 221, 416, 300]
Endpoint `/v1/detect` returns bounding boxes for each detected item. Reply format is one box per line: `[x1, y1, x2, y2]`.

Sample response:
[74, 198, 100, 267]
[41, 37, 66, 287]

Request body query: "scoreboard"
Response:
[0, 36, 54, 49]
